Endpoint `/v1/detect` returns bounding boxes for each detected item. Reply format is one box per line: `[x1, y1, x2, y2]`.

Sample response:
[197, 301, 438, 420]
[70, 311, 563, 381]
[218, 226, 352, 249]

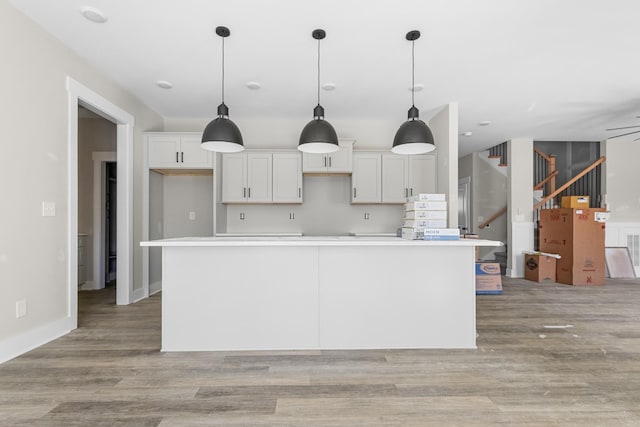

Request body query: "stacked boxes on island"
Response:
[401, 194, 460, 240]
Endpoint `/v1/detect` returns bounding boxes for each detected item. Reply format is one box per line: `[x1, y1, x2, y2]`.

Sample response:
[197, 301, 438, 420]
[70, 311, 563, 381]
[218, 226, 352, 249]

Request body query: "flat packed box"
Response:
[405, 201, 447, 211]
[401, 228, 422, 240]
[423, 235, 460, 241]
[422, 228, 460, 236]
[404, 210, 448, 220]
[403, 219, 447, 229]
[524, 254, 557, 282]
[406, 193, 446, 202]
[475, 262, 503, 295]
[561, 196, 590, 208]
[539, 208, 605, 285]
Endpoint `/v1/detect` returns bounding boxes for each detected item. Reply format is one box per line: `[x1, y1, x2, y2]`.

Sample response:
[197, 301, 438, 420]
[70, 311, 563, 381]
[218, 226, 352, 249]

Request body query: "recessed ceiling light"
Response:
[322, 83, 336, 91]
[462, 131, 473, 137]
[478, 121, 492, 126]
[246, 81, 261, 90]
[80, 6, 107, 23]
[409, 84, 424, 92]
[156, 80, 173, 89]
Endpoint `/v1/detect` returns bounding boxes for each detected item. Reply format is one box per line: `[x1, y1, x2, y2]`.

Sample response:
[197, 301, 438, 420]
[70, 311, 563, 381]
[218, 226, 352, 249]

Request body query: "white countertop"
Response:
[141, 236, 502, 248]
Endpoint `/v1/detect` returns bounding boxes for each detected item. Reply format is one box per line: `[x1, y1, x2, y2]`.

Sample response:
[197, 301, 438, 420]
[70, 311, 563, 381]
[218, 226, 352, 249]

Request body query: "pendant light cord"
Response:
[411, 38, 415, 107]
[317, 38, 321, 106]
[221, 35, 225, 105]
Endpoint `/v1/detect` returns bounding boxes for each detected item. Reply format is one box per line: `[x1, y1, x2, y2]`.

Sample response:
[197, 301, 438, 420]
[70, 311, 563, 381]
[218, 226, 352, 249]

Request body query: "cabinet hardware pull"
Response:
[298, 188, 301, 198]
[410, 188, 413, 196]
[354, 188, 357, 198]
[248, 188, 251, 198]
[181, 152, 184, 163]
[329, 156, 332, 168]
[243, 187, 246, 198]
[176, 152, 179, 163]
[324, 156, 327, 167]
[405, 188, 408, 198]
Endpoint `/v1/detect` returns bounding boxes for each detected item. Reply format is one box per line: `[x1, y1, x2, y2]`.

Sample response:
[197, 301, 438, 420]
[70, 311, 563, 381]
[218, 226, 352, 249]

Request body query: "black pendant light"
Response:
[392, 30, 435, 155]
[298, 29, 339, 154]
[201, 26, 244, 153]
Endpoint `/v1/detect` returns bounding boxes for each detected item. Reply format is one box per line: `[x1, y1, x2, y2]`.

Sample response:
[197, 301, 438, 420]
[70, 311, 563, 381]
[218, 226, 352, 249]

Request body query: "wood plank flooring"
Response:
[2, 277, 640, 426]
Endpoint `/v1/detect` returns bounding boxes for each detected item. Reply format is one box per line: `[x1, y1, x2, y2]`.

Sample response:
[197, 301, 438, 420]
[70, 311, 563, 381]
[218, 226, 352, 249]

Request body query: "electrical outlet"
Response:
[364, 213, 370, 220]
[42, 201, 56, 217]
[16, 299, 27, 318]
[189, 211, 196, 221]
[240, 213, 245, 220]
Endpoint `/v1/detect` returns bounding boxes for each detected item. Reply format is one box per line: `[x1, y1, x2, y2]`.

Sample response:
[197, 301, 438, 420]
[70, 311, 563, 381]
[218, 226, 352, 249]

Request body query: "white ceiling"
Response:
[9, 0, 640, 156]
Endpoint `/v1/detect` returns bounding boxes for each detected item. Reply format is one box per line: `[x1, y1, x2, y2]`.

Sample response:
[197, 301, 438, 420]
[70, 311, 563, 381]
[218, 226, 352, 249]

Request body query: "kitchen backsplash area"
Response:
[225, 175, 404, 235]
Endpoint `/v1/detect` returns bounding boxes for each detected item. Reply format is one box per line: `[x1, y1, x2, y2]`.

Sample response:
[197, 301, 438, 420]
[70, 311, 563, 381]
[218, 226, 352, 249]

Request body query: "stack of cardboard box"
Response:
[539, 201, 607, 285]
[401, 194, 459, 240]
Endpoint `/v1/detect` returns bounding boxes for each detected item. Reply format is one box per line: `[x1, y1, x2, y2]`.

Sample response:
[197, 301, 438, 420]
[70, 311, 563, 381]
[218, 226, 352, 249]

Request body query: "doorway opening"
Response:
[67, 77, 135, 330]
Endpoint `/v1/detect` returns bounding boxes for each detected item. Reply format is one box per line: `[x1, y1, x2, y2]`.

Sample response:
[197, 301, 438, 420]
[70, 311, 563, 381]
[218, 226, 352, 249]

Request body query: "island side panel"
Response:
[318, 245, 477, 349]
[161, 245, 320, 351]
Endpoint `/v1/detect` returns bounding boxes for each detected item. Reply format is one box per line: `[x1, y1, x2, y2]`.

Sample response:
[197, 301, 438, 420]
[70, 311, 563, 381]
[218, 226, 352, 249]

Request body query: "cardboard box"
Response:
[475, 262, 503, 295]
[404, 210, 448, 220]
[524, 254, 557, 282]
[403, 219, 447, 229]
[405, 201, 447, 211]
[539, 208, 605, 285]
[401, 228, 422, 240]
[561, 196, 589, 208]
[406, 193, 446, 202]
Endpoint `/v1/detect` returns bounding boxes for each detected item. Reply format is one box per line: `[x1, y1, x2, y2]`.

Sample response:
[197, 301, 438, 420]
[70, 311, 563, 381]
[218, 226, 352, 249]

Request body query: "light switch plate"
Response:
[42, 201, 56, 217]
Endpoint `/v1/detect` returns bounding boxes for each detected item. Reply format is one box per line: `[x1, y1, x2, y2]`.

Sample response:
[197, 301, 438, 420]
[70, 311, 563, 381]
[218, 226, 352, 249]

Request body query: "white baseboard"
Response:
[78, 280, 103, 291]
[149, 280, 162, 296]
[0, 317, 75, 365]
[132, 287, 147, 303]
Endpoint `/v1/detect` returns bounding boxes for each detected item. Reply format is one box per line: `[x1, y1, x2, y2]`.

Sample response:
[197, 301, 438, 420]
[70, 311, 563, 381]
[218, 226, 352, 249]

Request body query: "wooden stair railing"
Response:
[479, 206, 507, 229]
[534, 170, 559, 190]
[534, 156, 606, 210]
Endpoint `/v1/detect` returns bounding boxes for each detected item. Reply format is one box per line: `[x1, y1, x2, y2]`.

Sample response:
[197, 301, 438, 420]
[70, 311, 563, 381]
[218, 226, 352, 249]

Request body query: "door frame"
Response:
[458, 176, 471, 233]
[91, 152, 117, 290]
[67, 77, 135, 319]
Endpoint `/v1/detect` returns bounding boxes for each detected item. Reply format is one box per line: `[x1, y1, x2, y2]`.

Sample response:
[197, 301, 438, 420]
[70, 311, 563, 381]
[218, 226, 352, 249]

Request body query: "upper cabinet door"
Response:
[222, 153, 248, 203]
[179, 136, 212, 168]
[302, 140, 354, 173]
[302, 153, 328, 173]
[246, 152, 273, 203]
[381, 154, 409, 203]
[409, 154, 437, 196]
[352, 153, 381, 203]
[327, 144, 353, 173]
[273, 152, 302, 203]
[148, 135, 181, 168]
[147, 134, 213, 169]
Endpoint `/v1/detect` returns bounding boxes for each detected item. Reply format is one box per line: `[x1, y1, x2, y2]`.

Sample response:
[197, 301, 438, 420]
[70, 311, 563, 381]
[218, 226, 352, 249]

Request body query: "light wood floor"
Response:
[2, 277, 640, 426]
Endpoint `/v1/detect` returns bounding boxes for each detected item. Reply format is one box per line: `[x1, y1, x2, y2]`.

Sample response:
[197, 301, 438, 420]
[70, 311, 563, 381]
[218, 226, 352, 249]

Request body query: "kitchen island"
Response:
[141, 236, 501, 351]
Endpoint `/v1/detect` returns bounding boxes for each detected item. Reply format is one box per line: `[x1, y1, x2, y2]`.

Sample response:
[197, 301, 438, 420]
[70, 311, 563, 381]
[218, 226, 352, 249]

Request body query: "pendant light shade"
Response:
[392, 30, 435, 155]
[201, 26, 244, 153]
[298, 29, 339, 154]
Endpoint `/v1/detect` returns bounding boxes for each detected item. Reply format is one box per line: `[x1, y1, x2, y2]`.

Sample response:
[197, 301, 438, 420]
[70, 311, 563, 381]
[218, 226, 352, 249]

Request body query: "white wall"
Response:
[458, 152, 508, 259]
[0, 0, 162, 360]
[77, 117, 117, 283]
[162, 176, 213, 238]
[603, 139, 640, 221]
[507, 138, 534, 277]
[430, 103, 459, 228]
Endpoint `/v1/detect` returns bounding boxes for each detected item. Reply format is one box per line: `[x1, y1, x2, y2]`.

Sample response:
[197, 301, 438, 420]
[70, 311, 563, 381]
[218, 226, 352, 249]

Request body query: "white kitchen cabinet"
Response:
[222, 152, 272, 203]
[381, 153, 437, 203]
[148, 134, 212, 169]
[273, 152, 303, 203]
[302, 140, 354, 173]
[351, 152, 381, 203]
